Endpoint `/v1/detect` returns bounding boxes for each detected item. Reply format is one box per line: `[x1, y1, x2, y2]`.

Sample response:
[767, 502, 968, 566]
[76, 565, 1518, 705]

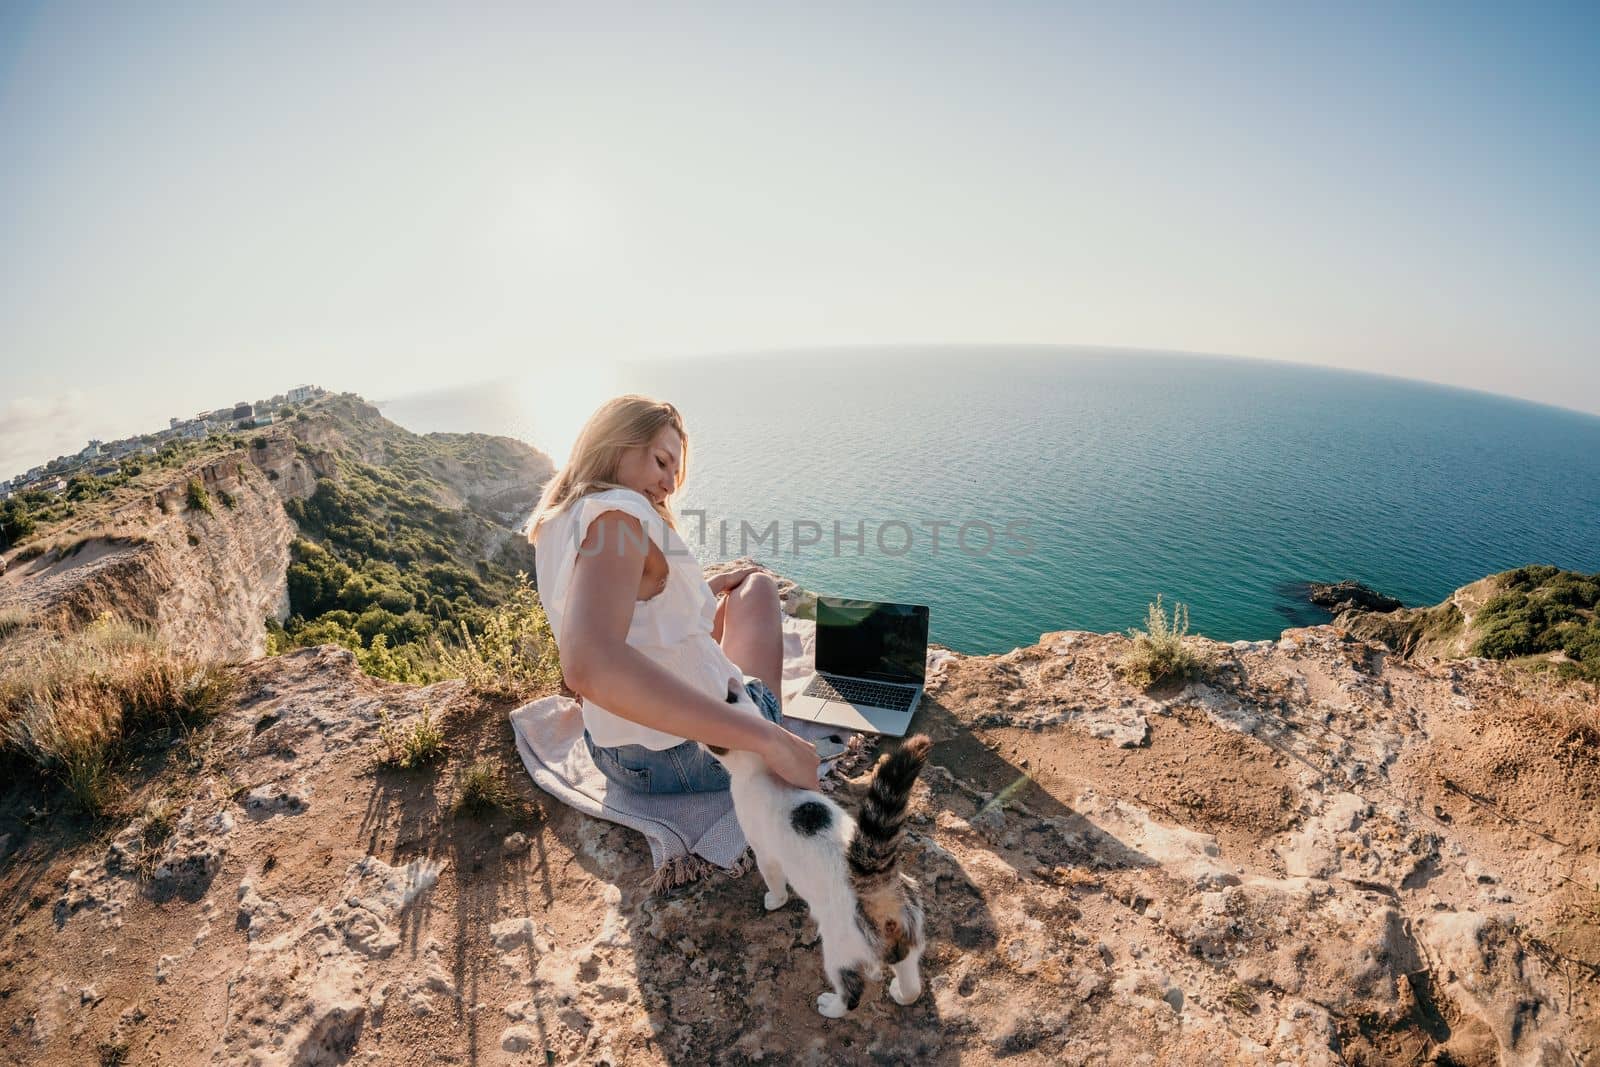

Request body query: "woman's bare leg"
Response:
[717, 572, 784, 703]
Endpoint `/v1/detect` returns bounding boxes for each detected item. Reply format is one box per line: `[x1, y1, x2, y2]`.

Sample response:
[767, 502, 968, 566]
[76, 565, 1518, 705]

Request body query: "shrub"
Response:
[1562, 624, 1600, 663]
[434, 573, 562, 699]
[1470, 568, 1600, 682]
[1475, 616, 1537, 658]
[377, 707, 446, 769]
[0, 500, 35, 545]
[453, 759, 513, 815]
[1115, 595, 1213, 690]
[1504, 564, 1561, 592]
[264, 616, 290, 655]
[1545, 575, 1600, 609]
[0, 615, 237, 812]
[357, 633, 437, 684]
[353, 604, 400, 642]
[186, 479, 213, 515]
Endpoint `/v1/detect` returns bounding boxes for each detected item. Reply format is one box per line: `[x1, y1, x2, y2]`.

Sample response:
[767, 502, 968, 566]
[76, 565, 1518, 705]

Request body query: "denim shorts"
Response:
[584, 677, 784, 795]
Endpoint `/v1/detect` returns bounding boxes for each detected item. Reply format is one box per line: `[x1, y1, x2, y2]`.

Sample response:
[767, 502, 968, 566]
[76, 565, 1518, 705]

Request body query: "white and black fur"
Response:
[708, 734, 933, 1017]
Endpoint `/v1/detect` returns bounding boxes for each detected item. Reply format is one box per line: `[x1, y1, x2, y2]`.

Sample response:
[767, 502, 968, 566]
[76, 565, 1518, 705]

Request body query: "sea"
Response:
[377, 347, 1600, 656]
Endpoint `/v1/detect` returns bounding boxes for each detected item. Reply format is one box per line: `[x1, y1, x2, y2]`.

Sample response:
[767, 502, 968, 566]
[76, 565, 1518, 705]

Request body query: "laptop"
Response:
[786, 595, 930, 736]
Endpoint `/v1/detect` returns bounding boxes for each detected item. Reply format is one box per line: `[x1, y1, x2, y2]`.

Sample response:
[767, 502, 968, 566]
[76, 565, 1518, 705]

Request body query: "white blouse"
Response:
[533, 487, 755, 750]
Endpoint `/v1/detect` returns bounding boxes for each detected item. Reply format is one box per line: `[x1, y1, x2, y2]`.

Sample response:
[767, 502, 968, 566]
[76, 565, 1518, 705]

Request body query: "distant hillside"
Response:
[0, 391, 556, 682]
[264, 393, 555, 681]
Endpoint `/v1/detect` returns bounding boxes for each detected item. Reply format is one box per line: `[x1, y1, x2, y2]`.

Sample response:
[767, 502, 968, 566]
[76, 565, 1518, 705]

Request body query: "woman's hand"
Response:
[708, 564, 768, 598]
[757, 722, 822, 790]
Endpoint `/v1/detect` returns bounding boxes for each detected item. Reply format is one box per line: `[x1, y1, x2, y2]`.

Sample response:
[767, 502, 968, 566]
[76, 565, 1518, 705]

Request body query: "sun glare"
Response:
[516, 360, 621, 466]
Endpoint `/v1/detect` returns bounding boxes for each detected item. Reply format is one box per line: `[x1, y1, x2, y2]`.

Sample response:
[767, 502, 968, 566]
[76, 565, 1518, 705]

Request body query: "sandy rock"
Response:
[500, 1025, 535, 1052]
[1078, 703, 1151, 747]
[243, 783, 309, 819]
[220, 856, 444, 1063]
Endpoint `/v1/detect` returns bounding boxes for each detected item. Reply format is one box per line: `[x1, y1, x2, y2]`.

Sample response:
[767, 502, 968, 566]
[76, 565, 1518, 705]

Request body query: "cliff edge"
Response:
[1, 562, 1596, 1065]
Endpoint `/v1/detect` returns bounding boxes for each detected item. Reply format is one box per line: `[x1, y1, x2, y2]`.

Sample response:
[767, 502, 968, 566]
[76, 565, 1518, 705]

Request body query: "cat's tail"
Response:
[847, 734, 932, 895]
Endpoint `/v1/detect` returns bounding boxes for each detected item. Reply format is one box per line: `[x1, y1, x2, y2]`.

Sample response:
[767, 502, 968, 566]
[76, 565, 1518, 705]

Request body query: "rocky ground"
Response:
[2, 584, 1598, 1065]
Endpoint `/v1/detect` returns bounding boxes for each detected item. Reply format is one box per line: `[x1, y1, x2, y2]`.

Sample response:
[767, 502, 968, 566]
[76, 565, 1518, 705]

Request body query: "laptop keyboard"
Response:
[804, 674, 917, 711]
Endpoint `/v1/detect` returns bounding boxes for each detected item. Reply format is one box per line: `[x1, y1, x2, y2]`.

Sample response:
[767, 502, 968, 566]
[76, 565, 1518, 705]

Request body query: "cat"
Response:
[707, 733, 933, 1017]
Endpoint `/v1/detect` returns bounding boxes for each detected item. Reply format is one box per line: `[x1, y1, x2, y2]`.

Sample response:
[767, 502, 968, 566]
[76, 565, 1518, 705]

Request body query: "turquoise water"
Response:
[380, 348, 1600, 655]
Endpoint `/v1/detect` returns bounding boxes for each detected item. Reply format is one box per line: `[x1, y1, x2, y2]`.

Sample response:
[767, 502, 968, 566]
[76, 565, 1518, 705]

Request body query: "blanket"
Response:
[509, 614, 854, 890]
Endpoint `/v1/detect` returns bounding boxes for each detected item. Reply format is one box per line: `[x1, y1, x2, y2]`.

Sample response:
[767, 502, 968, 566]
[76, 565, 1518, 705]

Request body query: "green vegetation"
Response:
[185, 478, 213, 515]
[434, 573, 563, 698]
[0, 615, 238, 814]
[1471, 565, 1600, 681]
[266, 398, 550, 688]
[1115, 595, 1213, 690]
[10, 392, 557, 712]
[452, 758, 514, 815]
[377, 707, 447, 769]
[0, 497, 36, 546]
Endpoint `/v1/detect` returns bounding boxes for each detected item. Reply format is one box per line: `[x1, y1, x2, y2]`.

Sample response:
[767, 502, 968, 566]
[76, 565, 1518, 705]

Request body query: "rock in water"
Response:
[1306, 579, 1403, 614]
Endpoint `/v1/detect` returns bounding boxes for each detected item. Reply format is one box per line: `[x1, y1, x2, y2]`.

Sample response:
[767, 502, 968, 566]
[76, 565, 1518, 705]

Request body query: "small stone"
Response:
[500, 1025, 535, 1052]
[489, 917, 542, 951]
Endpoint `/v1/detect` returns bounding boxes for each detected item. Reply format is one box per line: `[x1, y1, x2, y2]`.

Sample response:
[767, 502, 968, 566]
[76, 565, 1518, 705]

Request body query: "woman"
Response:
[528, 395, 821, 793]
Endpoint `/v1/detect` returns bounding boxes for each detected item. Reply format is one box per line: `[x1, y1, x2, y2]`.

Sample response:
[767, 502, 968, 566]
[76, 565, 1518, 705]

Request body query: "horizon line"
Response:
[645, 342, 1600, 424]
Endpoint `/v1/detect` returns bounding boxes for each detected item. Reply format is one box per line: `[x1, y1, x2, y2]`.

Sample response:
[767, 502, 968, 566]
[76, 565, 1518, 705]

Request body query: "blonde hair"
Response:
[528, 394, 689, 544]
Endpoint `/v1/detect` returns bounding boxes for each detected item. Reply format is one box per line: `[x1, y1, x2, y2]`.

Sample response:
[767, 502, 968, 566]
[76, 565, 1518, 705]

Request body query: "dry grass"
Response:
[1496, 690, 1600, 770]
[1115, 595, 1214, 690]
[452, 759, 513, 815]
[131, 798, 178, 880]
[377, 707, 447, 770]
[0, 605, 30, 639]
[16, 528, 151, 569]
[1222, 984, 1257, 1013]
[0, 614, 238, 813]
[433, 573, 562, 699]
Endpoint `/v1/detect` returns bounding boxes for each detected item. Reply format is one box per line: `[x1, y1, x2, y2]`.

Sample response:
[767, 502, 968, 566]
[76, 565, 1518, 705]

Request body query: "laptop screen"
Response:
[815, 597, 929, 685]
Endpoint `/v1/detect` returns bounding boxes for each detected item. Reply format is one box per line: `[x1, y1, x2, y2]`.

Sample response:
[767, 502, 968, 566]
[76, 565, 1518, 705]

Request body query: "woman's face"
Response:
[615, 424, 683, 506]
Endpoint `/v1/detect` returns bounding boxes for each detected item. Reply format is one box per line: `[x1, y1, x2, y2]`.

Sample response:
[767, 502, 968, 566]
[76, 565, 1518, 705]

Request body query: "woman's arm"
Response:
[561, 511, 820, 788]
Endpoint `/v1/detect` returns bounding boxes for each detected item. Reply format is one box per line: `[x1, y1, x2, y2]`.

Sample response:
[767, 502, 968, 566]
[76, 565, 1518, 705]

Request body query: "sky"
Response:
[1, 1, 1597, 478]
